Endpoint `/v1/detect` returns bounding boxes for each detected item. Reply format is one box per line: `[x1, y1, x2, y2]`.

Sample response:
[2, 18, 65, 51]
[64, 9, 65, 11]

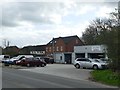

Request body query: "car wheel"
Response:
[4, 63, 9, 66]
[27, 63, 30, 67]
[93, 65, 98, 70]
[37, 65, 39, 67]
[41, 64, 45, 67]
[75, 64, 80, 69]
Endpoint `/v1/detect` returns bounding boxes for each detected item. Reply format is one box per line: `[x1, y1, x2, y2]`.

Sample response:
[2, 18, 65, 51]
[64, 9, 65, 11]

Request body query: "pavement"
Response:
[19, 64, 93, 81]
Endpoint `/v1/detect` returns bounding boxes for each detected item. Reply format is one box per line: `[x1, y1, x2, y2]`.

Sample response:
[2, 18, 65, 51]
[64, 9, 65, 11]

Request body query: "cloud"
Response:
[96, 6, 116, 18]
[0, 1, 118, 47]
[1, 1, 117, 27]
[1, 2, 72, 27]
[1, 1, 98, 27]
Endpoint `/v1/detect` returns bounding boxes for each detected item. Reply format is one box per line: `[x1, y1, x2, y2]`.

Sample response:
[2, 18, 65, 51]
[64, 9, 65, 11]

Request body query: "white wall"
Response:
[74, 45, 106, 53]
[54, 53, 64, 63]
[72, 53, 75, 64]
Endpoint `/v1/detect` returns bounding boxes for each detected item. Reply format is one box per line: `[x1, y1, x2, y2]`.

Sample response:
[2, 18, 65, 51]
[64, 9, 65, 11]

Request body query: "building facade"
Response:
[46, 35, 84, 60]
[73, 45, 107, 59]
[19, 45, 46, 57]
[54, 45, 107, 64]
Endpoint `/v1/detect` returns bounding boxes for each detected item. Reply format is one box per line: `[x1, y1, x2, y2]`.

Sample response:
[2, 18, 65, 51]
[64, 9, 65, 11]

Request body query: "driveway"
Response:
[20, 64, 93, 81]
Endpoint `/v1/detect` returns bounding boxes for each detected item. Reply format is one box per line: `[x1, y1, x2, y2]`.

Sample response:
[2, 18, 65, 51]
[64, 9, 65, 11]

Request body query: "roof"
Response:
[5, 46, 19, 49]
[21, 45, 46, 51]
[62, 35, 79, 44]
[47, 35, 82, 45]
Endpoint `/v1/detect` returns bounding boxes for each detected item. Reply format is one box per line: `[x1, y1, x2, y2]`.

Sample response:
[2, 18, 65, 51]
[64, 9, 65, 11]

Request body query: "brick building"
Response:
[46, 35, 84, 59]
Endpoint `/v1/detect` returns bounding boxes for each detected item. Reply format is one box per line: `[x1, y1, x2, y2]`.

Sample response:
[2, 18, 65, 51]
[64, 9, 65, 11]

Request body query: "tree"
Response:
[82, 8, 120, 72]
[82, 18, 112, 45]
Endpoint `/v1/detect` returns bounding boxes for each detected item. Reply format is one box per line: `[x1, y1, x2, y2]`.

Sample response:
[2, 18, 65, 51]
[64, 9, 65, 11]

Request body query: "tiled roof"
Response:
[21, 45, 46, 51]
[48, 35, 81, 45]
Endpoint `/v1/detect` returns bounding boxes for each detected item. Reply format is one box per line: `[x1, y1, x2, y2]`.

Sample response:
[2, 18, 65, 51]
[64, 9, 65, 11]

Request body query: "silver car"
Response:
[74, 58, 108, 70]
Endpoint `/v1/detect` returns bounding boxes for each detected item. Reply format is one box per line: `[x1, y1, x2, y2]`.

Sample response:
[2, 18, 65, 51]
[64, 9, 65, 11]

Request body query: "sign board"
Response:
[92, 46, 101, 51]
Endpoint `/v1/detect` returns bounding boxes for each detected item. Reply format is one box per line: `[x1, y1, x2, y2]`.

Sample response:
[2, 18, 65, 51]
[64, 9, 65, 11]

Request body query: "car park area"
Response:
[20, 64, 93, 81]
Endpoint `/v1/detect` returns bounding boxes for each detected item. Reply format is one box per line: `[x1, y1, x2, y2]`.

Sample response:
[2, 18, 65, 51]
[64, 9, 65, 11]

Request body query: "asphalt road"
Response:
[2, 68, 118, 89]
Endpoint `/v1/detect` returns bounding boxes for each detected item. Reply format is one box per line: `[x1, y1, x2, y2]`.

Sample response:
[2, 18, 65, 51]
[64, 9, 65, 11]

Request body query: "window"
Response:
[77, 58, 86, 61]
[60, 46, 63, 51]
[56, 46, 59, 51]
[46, 47, 48, 52]
[60, 56, 62, 60]
[49, 47, 51, 52]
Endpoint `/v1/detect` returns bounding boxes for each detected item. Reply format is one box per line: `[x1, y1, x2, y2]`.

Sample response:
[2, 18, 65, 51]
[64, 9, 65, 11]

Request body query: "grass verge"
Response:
[91, 69, 120, 86]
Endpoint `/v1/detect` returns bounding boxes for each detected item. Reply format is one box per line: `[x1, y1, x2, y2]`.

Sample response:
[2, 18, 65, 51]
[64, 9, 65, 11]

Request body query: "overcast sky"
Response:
[0, 0, 119, 48]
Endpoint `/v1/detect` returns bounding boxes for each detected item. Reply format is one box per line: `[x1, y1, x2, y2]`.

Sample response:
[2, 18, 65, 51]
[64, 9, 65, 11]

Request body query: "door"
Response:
[64, 54, 72, 64]
[84, 59, 92, 68]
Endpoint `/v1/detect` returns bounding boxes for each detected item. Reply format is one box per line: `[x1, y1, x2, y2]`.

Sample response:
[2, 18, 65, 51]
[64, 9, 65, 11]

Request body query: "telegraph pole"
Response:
[118, 1, 120, 26]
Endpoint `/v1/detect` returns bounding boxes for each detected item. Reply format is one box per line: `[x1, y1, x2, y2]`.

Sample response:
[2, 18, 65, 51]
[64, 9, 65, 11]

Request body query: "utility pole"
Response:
[3, 39, 10, 48]
[118, 1, 120, 26]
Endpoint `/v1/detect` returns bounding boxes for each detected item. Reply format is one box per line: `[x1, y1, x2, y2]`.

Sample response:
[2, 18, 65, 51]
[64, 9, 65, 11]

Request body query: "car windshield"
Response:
[91, 59, 102, 63]
[100, 58, 110, 63]
[11, 57, 18, 59]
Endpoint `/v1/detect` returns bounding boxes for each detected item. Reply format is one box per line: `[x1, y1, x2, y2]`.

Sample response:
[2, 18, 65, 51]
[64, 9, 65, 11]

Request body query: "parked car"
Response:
[40, 57, 54, 64]
[16, 57, 46, 67]
[3, 55, 33, 66]
[74, 58, 108, 70]
[100, 58, 111, 63]
[0, 55, 10, 63]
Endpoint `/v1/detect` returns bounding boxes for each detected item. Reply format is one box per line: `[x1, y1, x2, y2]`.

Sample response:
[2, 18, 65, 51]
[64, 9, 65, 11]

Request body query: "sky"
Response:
[0, 0, 119, 48]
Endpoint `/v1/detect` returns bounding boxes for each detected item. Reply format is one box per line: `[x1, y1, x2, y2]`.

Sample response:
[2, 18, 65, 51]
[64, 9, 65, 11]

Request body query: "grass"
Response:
[91, 69, 120, 86]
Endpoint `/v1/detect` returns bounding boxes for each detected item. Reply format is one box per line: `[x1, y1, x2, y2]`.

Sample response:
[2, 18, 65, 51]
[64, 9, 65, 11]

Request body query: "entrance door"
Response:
[64, 54, 72, 64]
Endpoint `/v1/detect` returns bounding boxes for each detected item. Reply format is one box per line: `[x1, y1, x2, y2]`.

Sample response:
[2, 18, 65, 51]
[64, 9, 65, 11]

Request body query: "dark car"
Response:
[41, 57, 54, 64]
[16, 57, 46, 67]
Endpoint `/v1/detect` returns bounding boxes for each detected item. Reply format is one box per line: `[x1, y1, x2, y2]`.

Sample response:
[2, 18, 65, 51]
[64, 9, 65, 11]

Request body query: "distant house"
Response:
[46, 35, 84, 63]
[3, 46, 19, 57]
[19, 45, 46, 57]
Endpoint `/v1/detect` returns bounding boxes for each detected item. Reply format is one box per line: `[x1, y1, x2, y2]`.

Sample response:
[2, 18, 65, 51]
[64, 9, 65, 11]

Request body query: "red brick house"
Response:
[3, 46, 19, 57]
[46, 35, 84, 57]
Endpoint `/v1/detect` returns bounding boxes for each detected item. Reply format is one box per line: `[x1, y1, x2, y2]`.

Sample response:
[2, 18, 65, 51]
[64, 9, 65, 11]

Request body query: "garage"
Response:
[88, 53, 105, 59]
[64, 53, 72, 64]
[73, 45, 108, 59]
[75, 53, 85, 58]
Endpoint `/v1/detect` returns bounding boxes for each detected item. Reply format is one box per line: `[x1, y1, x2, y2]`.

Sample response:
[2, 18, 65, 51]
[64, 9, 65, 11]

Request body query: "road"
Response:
[2, 67, 118, 89]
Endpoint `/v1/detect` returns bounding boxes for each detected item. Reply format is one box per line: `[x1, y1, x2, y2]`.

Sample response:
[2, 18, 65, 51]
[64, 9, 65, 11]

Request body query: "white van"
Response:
[10, 55, 34, 62]
[0, 55, 10, 62]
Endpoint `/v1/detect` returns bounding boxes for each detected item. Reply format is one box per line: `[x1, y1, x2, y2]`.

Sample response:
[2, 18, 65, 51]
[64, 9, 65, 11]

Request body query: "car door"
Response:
[79, 58, 86, 67]
[84, 59, 92, 68]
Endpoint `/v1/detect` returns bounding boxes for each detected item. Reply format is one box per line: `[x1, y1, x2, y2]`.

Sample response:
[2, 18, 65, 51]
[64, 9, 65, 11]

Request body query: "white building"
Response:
[54, 45, 107, 64]
[73, 45, 107, 58]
